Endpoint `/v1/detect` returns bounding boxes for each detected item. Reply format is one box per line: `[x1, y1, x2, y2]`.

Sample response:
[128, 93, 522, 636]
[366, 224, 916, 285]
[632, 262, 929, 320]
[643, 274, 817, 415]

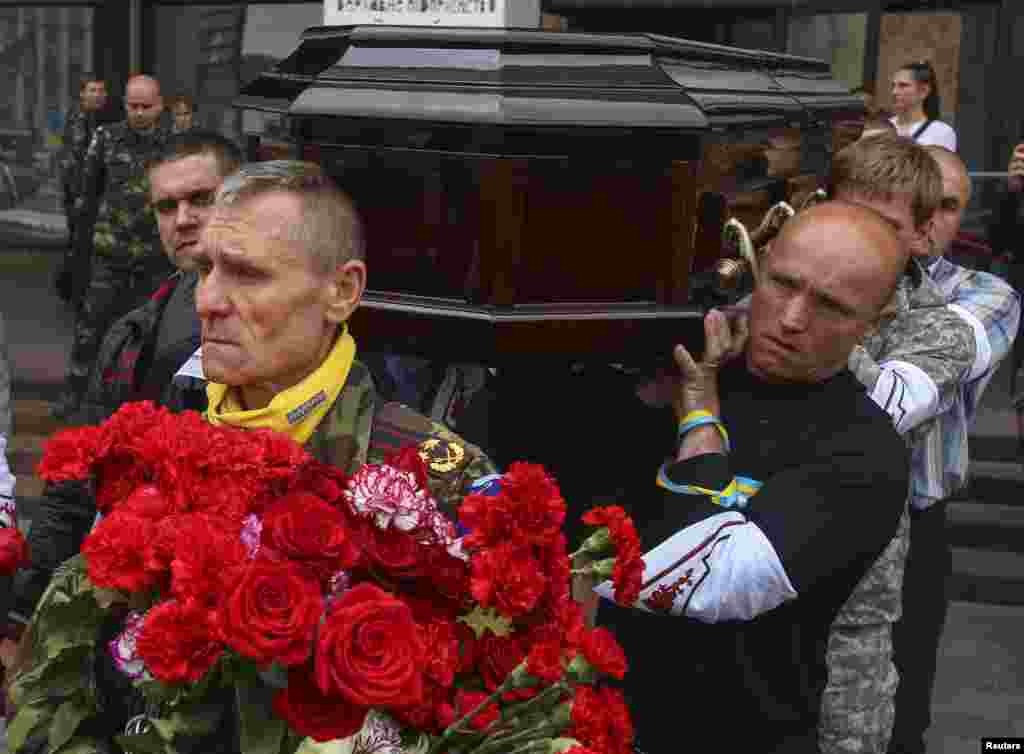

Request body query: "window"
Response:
[152, 2, 322, 141]
[0, 6, 94, 212]
[788, 13, 868, 94]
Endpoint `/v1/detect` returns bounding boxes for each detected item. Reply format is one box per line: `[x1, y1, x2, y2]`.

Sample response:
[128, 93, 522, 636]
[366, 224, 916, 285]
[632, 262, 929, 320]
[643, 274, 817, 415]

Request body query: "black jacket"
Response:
[6, 272, 204, 625]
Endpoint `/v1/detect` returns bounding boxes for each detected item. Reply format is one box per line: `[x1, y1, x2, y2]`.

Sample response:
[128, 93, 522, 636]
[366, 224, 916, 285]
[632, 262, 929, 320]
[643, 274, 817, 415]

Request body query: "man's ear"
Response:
[325, 259, 366, 325]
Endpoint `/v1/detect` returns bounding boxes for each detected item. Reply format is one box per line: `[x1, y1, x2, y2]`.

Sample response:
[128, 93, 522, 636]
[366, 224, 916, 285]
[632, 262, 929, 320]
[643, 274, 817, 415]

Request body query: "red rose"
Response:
[170, 514, 249, 609]
[219, 559, 323, 667]
[453, 689, 499, 731]
[292, 460, 349, 506]
[526, 638, 565, 684]
[82, 512, 159, 593]
[261, 492, 360, 579]
[580, 627, 628, 680]
[411, 546, 471, 609]
[0, 528, 28, 575]
[135, 599, 223, 684]
[470, 543, 546, 618]
[273, 666, 367, 742]
[570, 685, 634, 754]
[315, 582, 425, 709]
[358, 522, 423, 578]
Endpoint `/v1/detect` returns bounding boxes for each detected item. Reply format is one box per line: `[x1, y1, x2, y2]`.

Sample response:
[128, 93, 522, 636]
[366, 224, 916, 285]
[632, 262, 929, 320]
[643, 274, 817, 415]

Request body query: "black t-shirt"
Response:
[598, 362, 908, 753]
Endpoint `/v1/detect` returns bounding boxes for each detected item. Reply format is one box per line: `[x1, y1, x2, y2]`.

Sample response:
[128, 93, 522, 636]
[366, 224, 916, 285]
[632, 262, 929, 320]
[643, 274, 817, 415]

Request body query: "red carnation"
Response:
[119, 484, 173, 520]
[143, 514, 184, 585]
[170, 514, 249, 608]
[453, 689, 499, 731]
[82, 512, 159, 593]
[611, 546, 644, 608]
[35, 425, 107, 482]
[385, 446, 431, 491]
[476, 633, 527, 697]
[261, 492, 360, 579]
[459, 463, 565, 550]
[219, 559, 324, 667]
[470, 543, 546, 618]
[315, 582, 426, 709]
[273, 665, 368, 743]
[95, 453, 152, 513]
[526, 639, 565, 684]
[570, 685, 634, 754]
[135, 599, 223, 685]
[580, 627, 628, 680]
[416, 618, 460, 690]
[582, 506, 644, 607]
[0, 528, 28, 575]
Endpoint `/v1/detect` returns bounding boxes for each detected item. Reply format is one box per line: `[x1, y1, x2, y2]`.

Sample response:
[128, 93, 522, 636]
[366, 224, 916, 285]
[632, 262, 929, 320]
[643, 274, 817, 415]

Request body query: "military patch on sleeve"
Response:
[418, 437, 467, 474]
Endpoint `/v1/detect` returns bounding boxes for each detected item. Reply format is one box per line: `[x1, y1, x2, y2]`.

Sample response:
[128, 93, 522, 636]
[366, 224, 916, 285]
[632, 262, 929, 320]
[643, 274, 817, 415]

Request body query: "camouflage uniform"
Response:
[820, 261, 976, 754]
[57, 105, 93, 216]
[7, 360, 496, 754]
[59, 120, 175, 410]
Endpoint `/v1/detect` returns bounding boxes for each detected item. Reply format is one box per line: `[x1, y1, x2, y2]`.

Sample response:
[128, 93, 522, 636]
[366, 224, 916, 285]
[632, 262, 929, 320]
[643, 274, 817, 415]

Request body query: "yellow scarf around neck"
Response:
[205, 327, 356, 446]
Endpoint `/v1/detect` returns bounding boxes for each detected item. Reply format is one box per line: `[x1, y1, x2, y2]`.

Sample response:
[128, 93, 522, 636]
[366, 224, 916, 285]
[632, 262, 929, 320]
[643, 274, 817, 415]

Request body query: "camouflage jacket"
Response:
[820, 261, 976, 753]
[78, 120, 172, 263]
[58, 106, 94, 211]
[6, 360, 496, 754]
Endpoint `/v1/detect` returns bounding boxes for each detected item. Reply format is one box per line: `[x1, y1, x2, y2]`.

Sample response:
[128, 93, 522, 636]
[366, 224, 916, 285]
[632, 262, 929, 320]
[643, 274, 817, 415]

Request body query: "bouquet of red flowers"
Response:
[22, 402, 644, 754]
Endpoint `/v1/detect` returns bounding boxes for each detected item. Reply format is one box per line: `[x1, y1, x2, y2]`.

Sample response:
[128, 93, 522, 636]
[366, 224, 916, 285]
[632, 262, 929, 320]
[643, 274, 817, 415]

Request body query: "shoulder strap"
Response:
[911, 119, 934, 142]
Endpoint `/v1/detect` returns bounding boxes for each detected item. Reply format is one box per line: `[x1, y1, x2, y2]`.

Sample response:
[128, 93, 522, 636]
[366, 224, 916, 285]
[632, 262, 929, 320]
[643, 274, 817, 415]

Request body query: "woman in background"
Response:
[890, 61, 957, 151]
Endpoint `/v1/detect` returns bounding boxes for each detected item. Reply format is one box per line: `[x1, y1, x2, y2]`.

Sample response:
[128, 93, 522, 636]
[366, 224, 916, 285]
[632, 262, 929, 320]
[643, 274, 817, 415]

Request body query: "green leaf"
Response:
[49, 696, 94, 751]
[114, 728, 169, 754]
[11, 650, 91, 701]
[54, 737, 117, 754]
[237, 680, 288, 754]
[6, 700, 51, 752]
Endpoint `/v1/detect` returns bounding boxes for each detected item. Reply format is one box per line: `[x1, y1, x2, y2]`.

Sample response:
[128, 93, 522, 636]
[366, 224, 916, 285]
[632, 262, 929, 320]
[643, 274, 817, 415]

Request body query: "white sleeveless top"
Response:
[890, 117, 957, 151]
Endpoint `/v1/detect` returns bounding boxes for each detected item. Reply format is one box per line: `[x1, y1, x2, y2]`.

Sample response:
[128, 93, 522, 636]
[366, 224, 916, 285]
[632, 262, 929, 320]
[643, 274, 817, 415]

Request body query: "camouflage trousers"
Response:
[64, 255, 175, 387]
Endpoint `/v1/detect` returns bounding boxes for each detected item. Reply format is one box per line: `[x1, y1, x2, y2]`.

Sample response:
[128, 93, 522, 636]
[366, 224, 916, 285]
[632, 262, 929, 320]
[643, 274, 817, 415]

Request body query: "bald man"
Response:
[596, 203, 911, 754]
[54, 74, 175, 420]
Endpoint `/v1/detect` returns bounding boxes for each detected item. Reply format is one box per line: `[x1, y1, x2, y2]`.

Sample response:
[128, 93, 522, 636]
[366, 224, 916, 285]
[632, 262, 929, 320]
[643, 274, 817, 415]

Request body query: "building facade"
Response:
[0, 0, 1020, 176]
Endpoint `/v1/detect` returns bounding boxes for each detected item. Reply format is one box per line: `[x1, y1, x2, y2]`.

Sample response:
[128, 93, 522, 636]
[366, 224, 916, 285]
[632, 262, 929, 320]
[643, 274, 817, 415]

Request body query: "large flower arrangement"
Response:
[25, 402, 644, 754]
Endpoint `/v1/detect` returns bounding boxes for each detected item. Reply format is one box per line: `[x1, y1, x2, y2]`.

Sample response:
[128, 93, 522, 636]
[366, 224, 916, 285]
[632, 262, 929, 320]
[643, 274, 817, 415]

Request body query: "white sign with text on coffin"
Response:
[325, 0, 541, 28]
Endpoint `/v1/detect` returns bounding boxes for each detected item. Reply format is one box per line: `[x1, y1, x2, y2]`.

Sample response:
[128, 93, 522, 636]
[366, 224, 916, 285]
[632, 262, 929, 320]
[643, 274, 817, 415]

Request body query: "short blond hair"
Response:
[830, 133, 943, 230]
[215, 161, 365, 273]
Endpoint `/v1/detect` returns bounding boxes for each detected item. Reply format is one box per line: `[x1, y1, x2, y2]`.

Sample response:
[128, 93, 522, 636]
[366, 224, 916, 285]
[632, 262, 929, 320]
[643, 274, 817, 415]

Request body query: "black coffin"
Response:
[236, 25, 862, 365]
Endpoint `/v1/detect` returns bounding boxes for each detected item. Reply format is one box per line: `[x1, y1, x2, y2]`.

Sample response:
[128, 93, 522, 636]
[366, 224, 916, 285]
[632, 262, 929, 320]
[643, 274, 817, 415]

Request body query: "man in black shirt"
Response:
[597, 202, 910, 753]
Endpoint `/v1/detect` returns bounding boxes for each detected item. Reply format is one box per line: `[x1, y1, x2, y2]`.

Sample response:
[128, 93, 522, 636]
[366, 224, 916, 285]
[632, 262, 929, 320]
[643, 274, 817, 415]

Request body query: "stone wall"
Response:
[877, 11, 962, 122]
